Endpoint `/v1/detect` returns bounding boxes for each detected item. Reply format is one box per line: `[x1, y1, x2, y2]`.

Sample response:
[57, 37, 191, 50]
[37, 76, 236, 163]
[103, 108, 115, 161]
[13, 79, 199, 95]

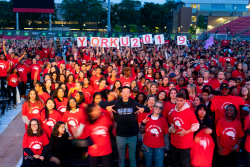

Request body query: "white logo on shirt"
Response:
[32, 144, 41, 149]
[32, 109, 40, 114]
[199, 137, 210, 150]
[92, 126, 108, 137]
[150, 128, 159, 137]
[18, 68, 24, 72]
[226, 131, 236, 140]
[33, 66, 39, 71]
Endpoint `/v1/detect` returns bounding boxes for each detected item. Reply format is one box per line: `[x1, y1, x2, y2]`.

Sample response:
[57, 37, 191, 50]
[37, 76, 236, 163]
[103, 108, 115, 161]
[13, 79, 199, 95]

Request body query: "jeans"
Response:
[170, 144, 190, 167]
[7, 85, 17, 105]
[0, 76, 6, 92]
[22, 158, 42, 167]
[116, 135, 137, 167]
[89, 154, 110, 167]
[247, 151, 250, 167]
[218, 151, 238, 167]
[143, 146, 164, 167]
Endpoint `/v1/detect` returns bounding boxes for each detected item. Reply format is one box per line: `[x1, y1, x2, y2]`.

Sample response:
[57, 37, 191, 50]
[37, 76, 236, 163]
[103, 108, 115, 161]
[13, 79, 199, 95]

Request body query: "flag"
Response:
[204, 36, 214, 49]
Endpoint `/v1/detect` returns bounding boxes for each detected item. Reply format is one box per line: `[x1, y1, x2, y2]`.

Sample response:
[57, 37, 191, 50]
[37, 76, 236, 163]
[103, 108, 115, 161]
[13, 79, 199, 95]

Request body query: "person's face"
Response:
[75, 93, 81, 101]
[155, 73, 160, 79]
[231, 88, 238, 96]
[241, 87, 249, 96]
[30, 120, 38, 132]
[151, 85, 157, 93]
[83, 78, 89, 85]
[90, 106, 102, 120]
[153, 103, 163, 114]
[245, 81, 250, 90]
[125, 70, 131, 76]
[200, 59, 204, 65]
[169, 83, 175, 90]
[81, 65, 86, 71]
[94, 95, 102, 105]
[221, 88, 229, 96]
[148, 97, 155, 107]
[137, 94, 144, 103]
[58, 124, 65, 135]
[96, 68, 101, 75]
[61, 84, 66, 91]
[238, 63, 243, 70]
[182, 71, 187, 78]
[58, 88, 64, 98]
[225, 106, 235, 118]
[115, 81, 121, 88]
[159, 92, 166, 100]
[131, 81, 137, 89]
[178, 78, 184, 86]
[122, 88, 130, 99]
[198, 108, 206, 119]
[218, 72, 225, 80]
[107, 92, 115, 101]
[69, 76, 73, 82]
[229, 80, 236, 88]
[0, 54, 5, 60]
[32, 59, 36, 64]
[236, 80, 241, 87]
[194, 97, 201, 107]
[188, 77, 194, 84]
[203, 72, 209, 79]
[176, 97, 185, 108]
[111, 70, 116, 77]
[30, 90, 36, 100]
[46, 100, 55, 110]
[170, 90, 177, 99]
[75, 83, 82, 90]
[52, 73, 57, 80]
[99, 80, 106, 88]
[46, 80, 52, 87]
[201, 92, 208, 102]
[69, 99, 76, 108]
[197, 78, 204, 85]
[107, 66, 112, 72]
[163, 78, 169, 85]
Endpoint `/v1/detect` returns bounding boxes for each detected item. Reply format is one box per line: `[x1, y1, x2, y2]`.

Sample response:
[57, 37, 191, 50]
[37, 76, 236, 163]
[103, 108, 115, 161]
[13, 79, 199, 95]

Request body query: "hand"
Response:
[177, 129, 187, 137]
[232, 144, 238, 151]
[91, 144, 98, 149]
[68, 136, 74, 140]
[169, 125, 176, 133]
[50, 157, 61, 165]
[135, 106, 144, 114]
[142, 117, 150, 124]
[194, 136, 200, 143]
[218, 145, 223, 154]
[33, 155, 40, 159]
[106, 105, 116, 113]
[39, 156, 44, 161]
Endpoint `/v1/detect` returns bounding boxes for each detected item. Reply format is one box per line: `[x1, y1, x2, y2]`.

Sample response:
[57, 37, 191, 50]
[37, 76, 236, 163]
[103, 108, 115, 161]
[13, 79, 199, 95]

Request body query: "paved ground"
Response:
[0, 112, 25, 167]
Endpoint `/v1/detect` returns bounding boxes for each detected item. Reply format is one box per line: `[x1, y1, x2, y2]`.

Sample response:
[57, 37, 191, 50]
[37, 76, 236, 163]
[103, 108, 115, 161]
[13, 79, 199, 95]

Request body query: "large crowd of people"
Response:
[0, 36, 250, 167]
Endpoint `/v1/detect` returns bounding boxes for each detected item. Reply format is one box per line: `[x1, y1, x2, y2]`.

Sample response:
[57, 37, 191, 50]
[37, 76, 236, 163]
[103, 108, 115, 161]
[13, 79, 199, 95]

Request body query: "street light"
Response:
[235, 7, 237, 15]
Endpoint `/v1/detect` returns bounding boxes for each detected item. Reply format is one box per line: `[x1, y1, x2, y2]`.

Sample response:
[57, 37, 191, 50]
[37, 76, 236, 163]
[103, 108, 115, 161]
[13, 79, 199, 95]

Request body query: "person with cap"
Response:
[169, 73, 177, 84]
[210, 83, 245, 124]
[99, 86, 150, 167]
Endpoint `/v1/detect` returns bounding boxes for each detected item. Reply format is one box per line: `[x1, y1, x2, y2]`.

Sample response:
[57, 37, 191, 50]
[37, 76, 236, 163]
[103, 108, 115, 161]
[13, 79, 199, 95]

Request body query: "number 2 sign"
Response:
[177, 36, 187, 45]
[130, 38, 140, 47]
[154, 34, 164, 45]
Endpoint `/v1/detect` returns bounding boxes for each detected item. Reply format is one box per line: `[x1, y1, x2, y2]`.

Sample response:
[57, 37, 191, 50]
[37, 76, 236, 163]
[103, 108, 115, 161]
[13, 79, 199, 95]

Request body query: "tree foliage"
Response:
[129, 24, 137, 32]
[113, 24, 122, 32]
[197, 14, 207, 29]
[0, 0, 15, 28]
[188, 26, 195, 34]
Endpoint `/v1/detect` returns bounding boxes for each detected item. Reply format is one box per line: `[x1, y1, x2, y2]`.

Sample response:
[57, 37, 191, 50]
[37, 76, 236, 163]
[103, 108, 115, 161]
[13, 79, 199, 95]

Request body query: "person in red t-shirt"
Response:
[6, 67, 20, 108]
[53, 87, 68, 115]
[232, 62, 246, 79]
[119, 67, 134, 87]
[90, 66, 103, 89]
[216, 104, 244, 167]
[0, 53, 10, 92]
[82, 104, 113, 167]
[22, 119, 49, 167]
[140, 101, 168, 167]
[35, 82, 51, 105]
[29, 58, 42, 88]
[169, 93, 199, 167]
[194, 59, 208, 72]
[211, 71, 228, 91]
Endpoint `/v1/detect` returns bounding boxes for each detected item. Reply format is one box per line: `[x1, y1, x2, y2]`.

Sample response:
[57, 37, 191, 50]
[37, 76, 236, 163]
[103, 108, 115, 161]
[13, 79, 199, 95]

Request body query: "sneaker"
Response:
[13, 105, 17, 109]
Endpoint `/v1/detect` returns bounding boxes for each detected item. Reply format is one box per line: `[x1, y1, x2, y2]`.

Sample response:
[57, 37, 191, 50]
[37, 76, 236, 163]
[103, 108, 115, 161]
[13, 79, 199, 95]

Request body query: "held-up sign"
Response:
[120, 37, 130, 46]
[142, 34, 153, 44]
[130, 38, 140, 48]
[77, 37, 87, 47]
[154, 34, 164, 45]
[101, 38, 110, 47]
[110, 38, 119, 47]
[90, 37, 101, 47]
[177, 36, 187, 45]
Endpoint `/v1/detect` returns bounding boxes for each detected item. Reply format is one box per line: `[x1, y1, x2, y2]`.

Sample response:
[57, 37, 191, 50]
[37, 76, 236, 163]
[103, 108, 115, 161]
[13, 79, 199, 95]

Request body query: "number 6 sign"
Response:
[130, 38, 140, 47]
[177, 36, 187, 45]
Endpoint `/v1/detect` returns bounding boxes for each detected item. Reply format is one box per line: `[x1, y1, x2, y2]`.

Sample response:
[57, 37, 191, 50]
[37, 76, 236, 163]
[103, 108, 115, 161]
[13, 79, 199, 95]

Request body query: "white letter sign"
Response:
[177, 36, 187, 45]
[120, 37, 130, 46]
[154, 34, 164, 45]
[90, 37, 100, 47]
[101, 38, 110, 47]
[130, 38, 140, 48]
[110, 38, 119, 47]
[142, 34, 153, 44]
[77, 37, 87, 47]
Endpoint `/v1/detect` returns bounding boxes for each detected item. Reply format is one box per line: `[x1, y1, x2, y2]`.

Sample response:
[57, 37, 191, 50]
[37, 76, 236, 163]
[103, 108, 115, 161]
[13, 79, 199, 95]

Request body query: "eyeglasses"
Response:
[31, 124, 38, 127]
[154, 105, 163, 110]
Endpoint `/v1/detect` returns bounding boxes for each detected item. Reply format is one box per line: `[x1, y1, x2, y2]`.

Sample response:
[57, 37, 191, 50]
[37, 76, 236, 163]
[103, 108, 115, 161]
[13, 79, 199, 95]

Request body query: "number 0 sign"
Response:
[177, 36, 187, 45]
[142, 34, 153, 44]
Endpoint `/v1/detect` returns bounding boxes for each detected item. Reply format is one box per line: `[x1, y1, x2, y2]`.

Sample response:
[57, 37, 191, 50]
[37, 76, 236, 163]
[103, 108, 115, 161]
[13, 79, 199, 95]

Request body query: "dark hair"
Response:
[202, 89, 210, 94]
[36, 81, 43, 88]
[76, 91, 85, 104]
[58, 83, 69, 97]
[228, 77, 236, 82]
[52, 87, 65, 102]
[66, 74, 76, 83]
[135, 92, 147, 104]
[167, 88, 178, 101]
[192, 71, 198, 77]
[86, 104, 99, 124]
[59, 74, 66, 83]
[51, 121, 66, 137]
[179, 88, 189, 100]
[122, 86, 131, 91]
[10, 67, 19, 76]
[195, 104, 211, 129]
[176, 93, 186, 100]
[157, 91, 168, 102]
[225, 104, 237, 120]
[92, 92, 103, 104]
[27, 119, 43, 137]
[42, 98, 56, 120]
[66, 97, 79, 111]
[26, 89, 44, 111]
[195, 96, 205, 105]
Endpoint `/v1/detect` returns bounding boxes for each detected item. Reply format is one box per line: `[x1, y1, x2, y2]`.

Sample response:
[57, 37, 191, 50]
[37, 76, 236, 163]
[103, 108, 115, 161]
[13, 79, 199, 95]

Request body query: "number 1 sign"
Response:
[154, 34, 164, 45]
[177, 36, 187, 45]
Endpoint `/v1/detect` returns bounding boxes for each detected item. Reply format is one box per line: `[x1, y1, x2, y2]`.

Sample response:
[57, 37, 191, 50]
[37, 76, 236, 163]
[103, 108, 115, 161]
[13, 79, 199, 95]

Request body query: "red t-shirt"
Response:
[216, 118, 244, 155]
[8, 58, 19, 71]
[82, 86, 94, 104]
[169, 107, 199, 149]
[138, 109, 153, 123]
[54, 98, 68, 115]
[66, 82, 76, 91]
[107, 77, 117, 86]
[211, 79, 228, 91]
[232, 70, 246, 79]
[38, 92, 51, 105]
[40, 109, 63, 138]
[203, 79, 212, 86]
[143, 116, 168, 148]
[29, 64, 41, 81]
[22, 101, 44, 121]
[119, 76, 134, 87]
[222, 39, 230, 46]
[62, 108, 86, 138]
[17, 64, 30, 82]
[82, 115, 113, 156]
[42, 48, 49, 59]
[7, 74, 19, 87]
[90, 75, 103, 90]
[158, 86, 170, 95]
[145, 75, 154, 81]
[194, 65, 208, 72]
[244, 115, 250, 153]
[0, 60, 10, 77]
[162, 101, 176, 122]
[190, 129, 215, 167]
[211, 95, 245, 123]
[23, 132, 49, 156]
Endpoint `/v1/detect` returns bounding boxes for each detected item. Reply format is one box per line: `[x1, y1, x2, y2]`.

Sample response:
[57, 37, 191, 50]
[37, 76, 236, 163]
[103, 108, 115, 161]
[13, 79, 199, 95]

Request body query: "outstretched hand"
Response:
[106, 105, 116, 113]
[135, 106, 144, 114]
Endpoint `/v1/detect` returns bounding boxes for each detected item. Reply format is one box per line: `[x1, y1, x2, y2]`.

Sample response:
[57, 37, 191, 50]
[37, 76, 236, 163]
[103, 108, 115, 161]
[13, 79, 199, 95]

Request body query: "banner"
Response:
[73, 33, 78, 37]
[204, 36, 214, 49]
[16, 31, 20, 35]
[170, 34, 175, 40]
[154, 34, 164, 45]
[101, 38, 110, 47]
[58, 33, 62, 37]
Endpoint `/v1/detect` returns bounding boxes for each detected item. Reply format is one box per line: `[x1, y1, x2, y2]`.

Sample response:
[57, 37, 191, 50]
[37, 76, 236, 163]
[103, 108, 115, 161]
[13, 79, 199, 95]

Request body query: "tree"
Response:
[61, 0, 103, 30]
[113, 24, 122, 32]
[197, 14, 207, 29]
[0, 0, 15, 29]
[188, 26, 195, 34]
[129, 24, 137, 32]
